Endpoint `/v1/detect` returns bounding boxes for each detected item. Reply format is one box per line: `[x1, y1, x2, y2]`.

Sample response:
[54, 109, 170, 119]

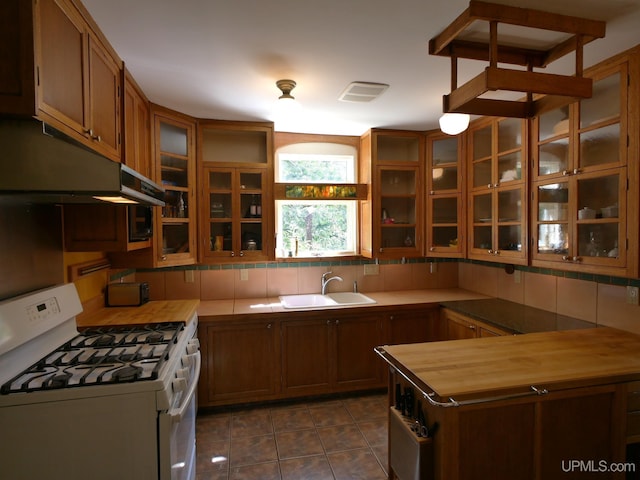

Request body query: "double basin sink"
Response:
[279, 292, 376, 310]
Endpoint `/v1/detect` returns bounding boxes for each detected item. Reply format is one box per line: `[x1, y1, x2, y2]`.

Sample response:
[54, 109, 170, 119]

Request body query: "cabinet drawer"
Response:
[628, 381, 640, 412]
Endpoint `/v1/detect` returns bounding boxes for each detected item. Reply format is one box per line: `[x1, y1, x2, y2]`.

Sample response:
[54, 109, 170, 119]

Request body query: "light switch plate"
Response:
[240, 269, 249, 281]
[627, 286, 639, 305]
[184, 270, 195, 283]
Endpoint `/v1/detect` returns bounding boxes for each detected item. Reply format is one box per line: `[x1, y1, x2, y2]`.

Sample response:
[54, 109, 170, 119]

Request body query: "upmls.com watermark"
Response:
[562, 460, 636, 474]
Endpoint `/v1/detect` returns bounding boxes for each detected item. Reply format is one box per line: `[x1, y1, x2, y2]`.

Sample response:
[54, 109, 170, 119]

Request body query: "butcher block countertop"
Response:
[377, 327, 640, 403]
[76, 299, 200, 328]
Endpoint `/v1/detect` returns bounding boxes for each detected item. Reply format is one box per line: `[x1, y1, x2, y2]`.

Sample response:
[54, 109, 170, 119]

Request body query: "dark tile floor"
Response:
[196, 392, 389, 479]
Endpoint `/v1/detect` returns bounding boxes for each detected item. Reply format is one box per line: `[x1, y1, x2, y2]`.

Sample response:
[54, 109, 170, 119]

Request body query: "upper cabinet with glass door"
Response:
[198, 120, 274, 262]
[467, 117, 527, 265]
[360, 130, 424, 259]
[154, 107, 197, 267]
[532, 53, 637, 277]
[426, 132, 464, 257]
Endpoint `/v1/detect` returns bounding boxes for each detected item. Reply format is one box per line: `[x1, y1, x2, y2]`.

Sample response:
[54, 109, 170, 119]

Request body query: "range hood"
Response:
[0, 119, 165, 206]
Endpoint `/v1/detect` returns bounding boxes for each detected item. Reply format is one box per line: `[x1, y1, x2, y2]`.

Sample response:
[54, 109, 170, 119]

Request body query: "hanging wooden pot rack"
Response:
[429, 1, 606, 118]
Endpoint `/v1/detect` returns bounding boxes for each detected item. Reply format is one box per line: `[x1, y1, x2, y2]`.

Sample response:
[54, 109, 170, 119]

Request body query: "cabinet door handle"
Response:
[573, 168, 582, 175]
[326, 320, 331, 325]
[488, 249, 494, 254]
[239, 251, 244, 257]
[493, 182, 500, 188]
[335, 320, 340, 325]
[266, 323, 272, 329]
[231, 251, 235, 257]
[494, 250, 500, 255]
[562, 169, 571, 176]
[468, 324, 476, 330]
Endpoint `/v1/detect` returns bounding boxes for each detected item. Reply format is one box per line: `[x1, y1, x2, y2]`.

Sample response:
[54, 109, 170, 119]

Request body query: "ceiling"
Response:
[82, 0, 640, 136]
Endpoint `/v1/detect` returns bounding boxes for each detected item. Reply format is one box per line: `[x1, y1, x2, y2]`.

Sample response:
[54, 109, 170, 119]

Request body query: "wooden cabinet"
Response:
[198, 319, 280, 407]
[64, 204, 152, 252]
[467, 117, 528, 265]
[198, 304, 445, 408]
[360, 129, 424, 259]
[123, 68, 151, 179]
[426, 132, 465, 257]
[531, 52, 638, 278]
[111, 105, 197, 267]
[151, 106, 197, 266]
[386, 306, 444, 345]
[198, 120, 274, 262]
[442, 308, 508, 339]
[0, 0, 122, 161]
[281, 312, 385, 396]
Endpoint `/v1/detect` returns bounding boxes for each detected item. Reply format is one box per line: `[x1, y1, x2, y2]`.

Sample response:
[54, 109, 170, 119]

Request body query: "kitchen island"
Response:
[376, 327, 640, 480]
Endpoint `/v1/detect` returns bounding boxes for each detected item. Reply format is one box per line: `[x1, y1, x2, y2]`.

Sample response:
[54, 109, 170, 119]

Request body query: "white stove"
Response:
[0, 283, 200, 480]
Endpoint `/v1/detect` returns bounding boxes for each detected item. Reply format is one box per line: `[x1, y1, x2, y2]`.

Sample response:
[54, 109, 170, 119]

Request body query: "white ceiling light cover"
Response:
[339, 82, 389, 103]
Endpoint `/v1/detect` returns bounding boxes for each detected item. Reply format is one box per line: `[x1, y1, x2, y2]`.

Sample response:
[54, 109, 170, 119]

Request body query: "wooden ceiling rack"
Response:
[429, 1, 606, 118]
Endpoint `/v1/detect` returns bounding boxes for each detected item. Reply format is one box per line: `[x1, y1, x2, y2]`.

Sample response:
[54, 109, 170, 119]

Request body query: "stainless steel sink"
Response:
[279, 292, 376, 309]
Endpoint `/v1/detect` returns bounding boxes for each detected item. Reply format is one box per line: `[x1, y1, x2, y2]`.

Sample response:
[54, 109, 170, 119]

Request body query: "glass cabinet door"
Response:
[534, 181, 570, 257]
[575, 171, 624, 263]
[427, 134, 463, 256]
[379, 167, 419, 253]
[204, 167, 267, 260]
[578, 72, 622, 170]
[472, 192, 493, 251]
[156, 116, 196, 265]
[472, 125, 492, 188]
[467, 118, 527, 264]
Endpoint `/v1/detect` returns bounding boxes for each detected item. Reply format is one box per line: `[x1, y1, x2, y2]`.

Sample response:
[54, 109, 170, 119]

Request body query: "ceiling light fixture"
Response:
[276, 79, 297, 102]
[439, 113, 470, 135]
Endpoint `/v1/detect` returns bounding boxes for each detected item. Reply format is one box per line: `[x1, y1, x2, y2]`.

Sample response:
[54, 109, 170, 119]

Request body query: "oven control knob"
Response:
[181, 355, 193, 368]
[172, 378, 187, 393]
[186, 343, 199, 355]
[176, 368, 189, 379]
[188, 338, 200, 349]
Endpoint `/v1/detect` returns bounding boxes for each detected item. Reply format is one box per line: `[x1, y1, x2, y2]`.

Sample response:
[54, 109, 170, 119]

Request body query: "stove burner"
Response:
[112, 366, 142, 383]
[145, 332, 165, 344]
[94, 334, 116, 347]
[45, 372, 73, 389]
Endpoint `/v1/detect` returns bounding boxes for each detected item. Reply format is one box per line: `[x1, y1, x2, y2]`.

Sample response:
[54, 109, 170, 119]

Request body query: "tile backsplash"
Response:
[135, 260, 458, 301]
[458, 262, 640, 335]
[132, 259, 640, 335]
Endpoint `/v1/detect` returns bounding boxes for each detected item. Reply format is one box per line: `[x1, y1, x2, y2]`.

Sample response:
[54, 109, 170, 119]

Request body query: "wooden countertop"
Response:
[378, 327, 640, 402]
[76, 299, 200, 328]
[197, 288, 489, 318]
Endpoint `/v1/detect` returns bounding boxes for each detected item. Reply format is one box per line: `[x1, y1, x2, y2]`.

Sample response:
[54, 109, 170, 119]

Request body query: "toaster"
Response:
[106, 282, 149, 307]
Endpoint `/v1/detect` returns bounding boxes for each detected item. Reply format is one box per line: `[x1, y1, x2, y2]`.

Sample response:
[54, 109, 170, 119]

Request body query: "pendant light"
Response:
[439, 113, 470, 135]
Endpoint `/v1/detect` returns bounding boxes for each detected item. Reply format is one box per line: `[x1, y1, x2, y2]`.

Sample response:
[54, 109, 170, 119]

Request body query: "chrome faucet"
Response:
[321, 271, 343, 295]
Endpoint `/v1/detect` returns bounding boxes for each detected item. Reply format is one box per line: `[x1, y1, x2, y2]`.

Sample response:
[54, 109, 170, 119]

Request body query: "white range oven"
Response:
[0, 283, 200, 480]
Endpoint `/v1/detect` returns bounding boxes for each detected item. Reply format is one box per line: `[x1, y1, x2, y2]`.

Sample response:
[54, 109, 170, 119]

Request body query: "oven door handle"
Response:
[168, 351, 201, 422]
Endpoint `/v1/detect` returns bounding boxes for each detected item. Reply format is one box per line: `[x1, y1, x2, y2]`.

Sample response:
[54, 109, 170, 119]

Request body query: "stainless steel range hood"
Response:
[0, 119, 165, 206]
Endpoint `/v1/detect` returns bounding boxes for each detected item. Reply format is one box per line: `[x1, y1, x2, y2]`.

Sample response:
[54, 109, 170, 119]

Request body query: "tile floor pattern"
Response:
[196, 392, 389, 480]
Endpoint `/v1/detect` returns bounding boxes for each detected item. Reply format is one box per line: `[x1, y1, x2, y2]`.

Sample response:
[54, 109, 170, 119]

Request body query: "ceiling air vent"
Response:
[338, 82, 389, 103]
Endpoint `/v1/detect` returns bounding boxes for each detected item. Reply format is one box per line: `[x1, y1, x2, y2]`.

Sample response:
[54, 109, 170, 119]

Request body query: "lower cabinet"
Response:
[442, 307, 509, 339]
[281, 312, 385, 397]
[386, 306, 444, 345]
[198, 305, 441, 408]
[198, 319, 280, 406]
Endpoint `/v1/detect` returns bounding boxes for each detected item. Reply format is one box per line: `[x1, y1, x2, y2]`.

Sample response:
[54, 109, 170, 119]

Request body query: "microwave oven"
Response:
[128, 205, 153, 242]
